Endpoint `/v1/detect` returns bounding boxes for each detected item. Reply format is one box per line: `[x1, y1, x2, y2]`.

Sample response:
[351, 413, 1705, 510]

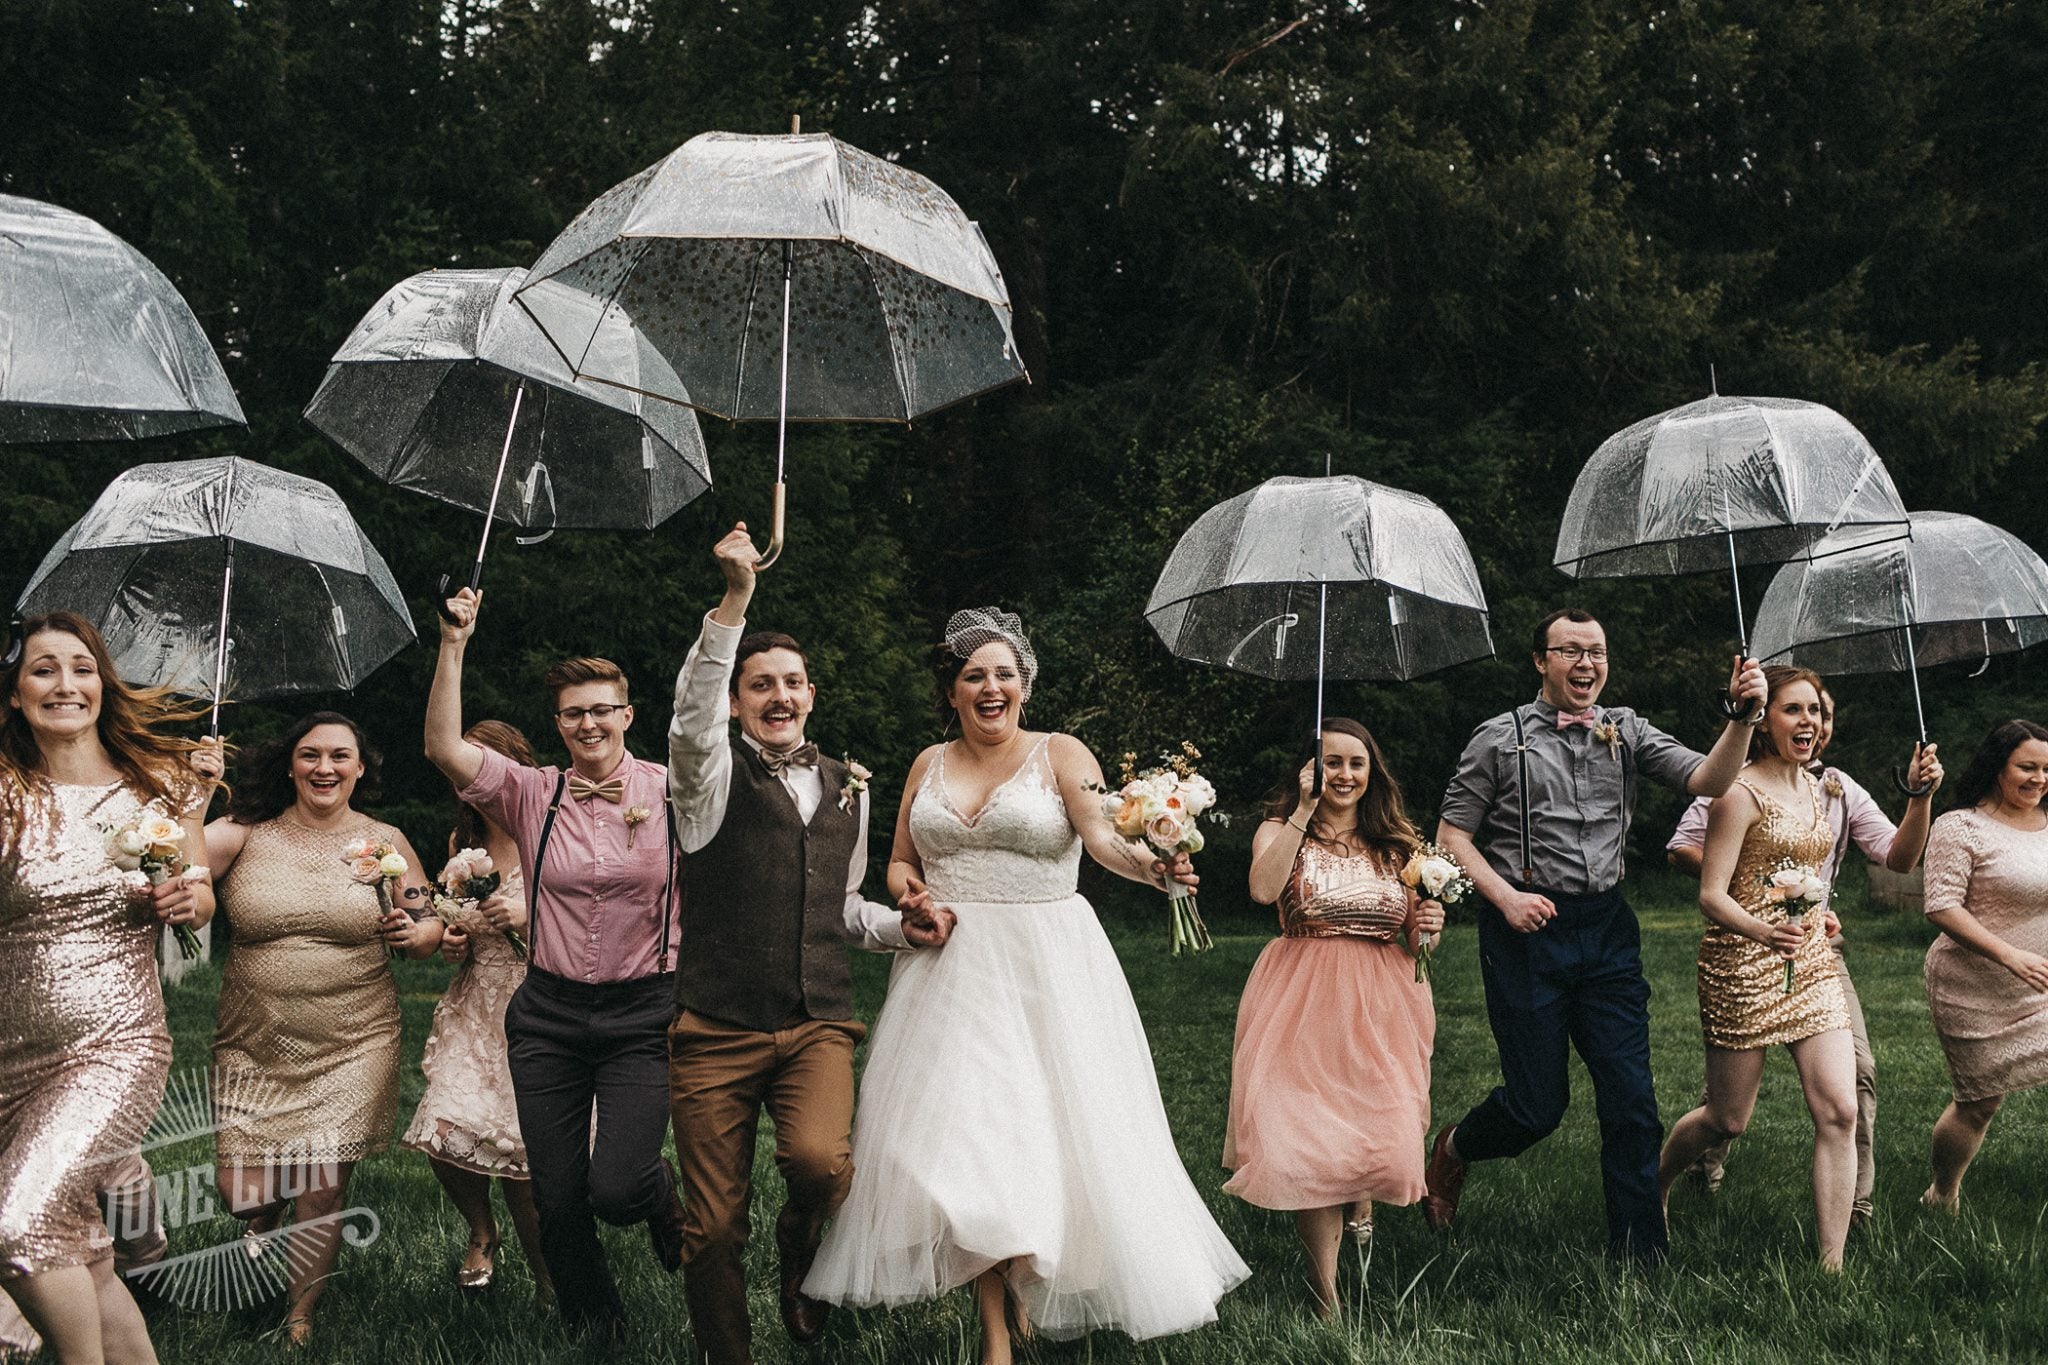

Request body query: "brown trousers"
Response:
[668, 1010, 864, 1365]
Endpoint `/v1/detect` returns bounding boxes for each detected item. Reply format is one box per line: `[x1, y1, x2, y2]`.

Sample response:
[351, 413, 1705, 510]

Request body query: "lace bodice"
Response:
[909, 736, 1082, 903]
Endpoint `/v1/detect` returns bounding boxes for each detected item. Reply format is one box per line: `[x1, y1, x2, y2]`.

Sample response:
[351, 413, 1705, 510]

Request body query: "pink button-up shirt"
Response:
[460, 746, 678, 984]
[1667, 763, 1899, 886]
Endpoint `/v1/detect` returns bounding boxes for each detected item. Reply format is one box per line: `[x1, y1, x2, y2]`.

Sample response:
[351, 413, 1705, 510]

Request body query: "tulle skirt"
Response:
[804, 893, 1249, 1341]
[1222, 935, 1434, 1210]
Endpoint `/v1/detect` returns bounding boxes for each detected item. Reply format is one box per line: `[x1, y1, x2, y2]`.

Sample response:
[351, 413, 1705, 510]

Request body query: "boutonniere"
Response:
[1823, 775, 1843, 801]
[1591, 719, 1621, 758]
[623, 805, 651, 848]
[839, 758, 871, 813]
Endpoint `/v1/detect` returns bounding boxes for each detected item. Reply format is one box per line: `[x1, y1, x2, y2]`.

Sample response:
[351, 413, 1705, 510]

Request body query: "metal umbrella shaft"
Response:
[751, 238, 792, 571]
[1896, 581, 1933, 796]
[209, 540, 234, 739]
[1313, 582, 1327, 799]
[436, 380, 526, 622]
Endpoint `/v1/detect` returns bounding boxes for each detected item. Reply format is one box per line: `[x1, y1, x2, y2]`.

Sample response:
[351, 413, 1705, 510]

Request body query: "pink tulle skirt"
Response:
[1222, 935, 1434, 1211]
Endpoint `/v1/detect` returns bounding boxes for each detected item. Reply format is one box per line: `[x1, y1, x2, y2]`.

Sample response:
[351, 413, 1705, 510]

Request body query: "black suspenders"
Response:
[526, 771, 680, 972]
[1507, 705, 1638, 891]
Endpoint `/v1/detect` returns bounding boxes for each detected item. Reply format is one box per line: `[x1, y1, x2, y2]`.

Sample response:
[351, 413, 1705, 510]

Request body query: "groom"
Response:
[666, 523, 953, 1365]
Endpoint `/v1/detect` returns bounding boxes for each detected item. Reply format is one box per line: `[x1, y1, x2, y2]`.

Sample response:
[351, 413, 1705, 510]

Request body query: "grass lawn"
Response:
[130, 869, 2048, 1363]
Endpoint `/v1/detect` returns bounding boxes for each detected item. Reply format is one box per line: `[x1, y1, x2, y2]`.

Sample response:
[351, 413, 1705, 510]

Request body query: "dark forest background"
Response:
[4, 0, 2045, 912]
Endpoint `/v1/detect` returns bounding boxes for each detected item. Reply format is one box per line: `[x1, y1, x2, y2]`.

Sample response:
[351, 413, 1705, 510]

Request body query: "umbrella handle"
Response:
[434, 574, 462, 625]
[1893, 767, 1935, 798]
[752, 482, 787, 571]
[1715, 693, 1755, 722]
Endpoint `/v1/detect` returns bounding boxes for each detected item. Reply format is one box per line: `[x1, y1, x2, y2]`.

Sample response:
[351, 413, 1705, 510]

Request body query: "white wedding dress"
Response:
[804, 736, 1249, 1340]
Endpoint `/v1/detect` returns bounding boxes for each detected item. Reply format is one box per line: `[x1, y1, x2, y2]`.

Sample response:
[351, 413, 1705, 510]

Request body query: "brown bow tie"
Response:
[760, 742, 820, 775]
[567, 774, 625, 803]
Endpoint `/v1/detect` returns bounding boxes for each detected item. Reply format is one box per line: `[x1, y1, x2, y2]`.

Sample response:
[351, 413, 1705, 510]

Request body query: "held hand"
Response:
[1499, 891, 1556, 934]
[440, 923, 471, 964]
[1727, 654, 1767, 717]
[1764, 918, 1807, 958]
[439, 587, 481, 645]
[1908, 742, 1944, 795]
[902, 906, 956, 949]
[188, 737, 225, 786]
[1411, 898, 1446, 937]
[2003, 947, 2048, 993]
[148, 875, 200, 926]
[1294, 758, 1318, 816]
[713, 523, 760, 595]
[1153, 850, 1199, 894]
[379, 907, 416, 951]
[480, 888, 527, 934]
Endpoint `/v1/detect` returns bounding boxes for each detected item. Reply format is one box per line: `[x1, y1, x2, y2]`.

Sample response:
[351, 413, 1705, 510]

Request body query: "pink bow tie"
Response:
[1555, 710, 1598, 731]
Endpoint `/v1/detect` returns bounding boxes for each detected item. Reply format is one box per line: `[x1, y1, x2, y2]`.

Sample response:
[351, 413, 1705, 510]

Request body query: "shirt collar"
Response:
[739, 732, 812, 763]
[1527, 695, 1601, 724]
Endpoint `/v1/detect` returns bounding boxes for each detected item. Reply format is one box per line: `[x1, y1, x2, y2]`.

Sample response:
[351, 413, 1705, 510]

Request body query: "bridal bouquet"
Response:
[1097, 742, 1225, 957]
[344, 837, 411, 958]
[434, 847, 527, 961]
[1398, 842, 1473, 983]
[103, 813, 207, 959]
[1759, 859, 1829, 993]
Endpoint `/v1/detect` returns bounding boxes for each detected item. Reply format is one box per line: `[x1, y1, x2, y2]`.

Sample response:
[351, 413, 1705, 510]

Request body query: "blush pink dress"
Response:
[1222, 839, 1436, 1210]
[1923, 809, 2048, 1102]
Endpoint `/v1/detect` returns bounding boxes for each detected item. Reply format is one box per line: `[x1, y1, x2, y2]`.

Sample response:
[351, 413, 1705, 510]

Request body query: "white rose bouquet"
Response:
[102, 812, 207, 959]
[1095, 742, 1226, 957]
[1398, 841, 1473, 982]
[436, 848, 526, 961]
[343, 836, 412, 958]
[1760, 859, 1829, 993]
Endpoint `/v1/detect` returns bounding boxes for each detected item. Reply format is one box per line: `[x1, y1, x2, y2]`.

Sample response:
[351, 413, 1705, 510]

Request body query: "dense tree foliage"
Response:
[4, 1, 2043, 910]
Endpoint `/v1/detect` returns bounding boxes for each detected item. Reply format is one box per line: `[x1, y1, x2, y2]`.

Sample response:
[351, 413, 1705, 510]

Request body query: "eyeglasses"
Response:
[555, 703, 627, 724]
[1543, 645, 1608, 663]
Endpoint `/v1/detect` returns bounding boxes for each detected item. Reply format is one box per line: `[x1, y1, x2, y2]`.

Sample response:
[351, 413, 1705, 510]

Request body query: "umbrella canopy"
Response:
[1555, 395, 1909, 580]
[0, 193, 245, 442]
[1147, 474, 1494, 684]
[514, 131, 1027, 422]
[16, 457, 414, 721]
[304, 266, 711, 531]
[1753, 511, 2048, 674]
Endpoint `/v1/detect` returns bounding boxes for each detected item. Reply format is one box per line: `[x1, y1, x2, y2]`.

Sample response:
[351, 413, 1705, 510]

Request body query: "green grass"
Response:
[133, 871, 2048, 1363]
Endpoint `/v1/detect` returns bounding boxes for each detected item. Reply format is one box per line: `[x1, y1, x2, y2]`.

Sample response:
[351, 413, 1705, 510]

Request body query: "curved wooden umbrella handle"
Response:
[752, 482, 787, 571]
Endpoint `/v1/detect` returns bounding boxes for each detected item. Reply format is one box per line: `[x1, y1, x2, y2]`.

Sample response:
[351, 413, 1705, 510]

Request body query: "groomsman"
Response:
[666, 524, 952, 1365]
[1422, 607, 1767, 1260]
[1664, 675, 1941, 1222]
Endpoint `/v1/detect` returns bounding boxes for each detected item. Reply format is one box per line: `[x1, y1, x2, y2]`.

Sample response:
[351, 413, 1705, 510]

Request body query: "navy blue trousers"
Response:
[1451, 887, 1667, 1260]
[505, 967, 677, 1329]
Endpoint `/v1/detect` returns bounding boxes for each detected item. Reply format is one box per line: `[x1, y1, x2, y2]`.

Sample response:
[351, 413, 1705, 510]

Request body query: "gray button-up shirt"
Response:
[1439, 696, 1706, 895]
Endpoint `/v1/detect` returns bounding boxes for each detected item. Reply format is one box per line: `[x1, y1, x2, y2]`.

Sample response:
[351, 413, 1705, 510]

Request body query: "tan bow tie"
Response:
[568, 774, 625, 803]
[760, 742, 819, 775]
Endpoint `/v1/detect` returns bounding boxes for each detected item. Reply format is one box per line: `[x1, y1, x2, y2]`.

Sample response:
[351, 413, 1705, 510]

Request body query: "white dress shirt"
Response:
[667, 612, 907, 950]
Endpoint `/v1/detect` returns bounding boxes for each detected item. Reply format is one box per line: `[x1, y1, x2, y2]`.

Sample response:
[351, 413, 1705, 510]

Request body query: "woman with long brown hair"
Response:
[1224, 717, 1442, 1316]
[0, 612, 216, 1365]
[402, 719, 552, 1306]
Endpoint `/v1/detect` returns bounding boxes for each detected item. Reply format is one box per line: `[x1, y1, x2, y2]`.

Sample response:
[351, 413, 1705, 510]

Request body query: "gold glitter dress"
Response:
[1697, 773, 1850, 1050]
[0, 781, 177, 1277]
[212, 816, 402, 1164]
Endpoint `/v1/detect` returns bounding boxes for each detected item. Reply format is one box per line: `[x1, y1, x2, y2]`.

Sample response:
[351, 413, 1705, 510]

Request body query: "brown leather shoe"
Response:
[1421, 1125, 1466, 1231]
[779, 1268, 830, 1345]
[648, 1158, 686, 1274]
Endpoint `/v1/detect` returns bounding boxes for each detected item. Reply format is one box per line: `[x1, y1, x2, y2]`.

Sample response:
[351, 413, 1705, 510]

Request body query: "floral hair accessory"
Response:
[943, 606, 1038, 703]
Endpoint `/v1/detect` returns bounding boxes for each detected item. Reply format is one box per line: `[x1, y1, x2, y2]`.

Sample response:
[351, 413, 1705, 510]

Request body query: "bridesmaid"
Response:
[1224, 718, 1440, 1317]
[204, 711, 438, 1346]
[1920, 719, 2048, 1211]
[0, 612, 215, 1365]
[401, 720, 551, 1305]
[1656, 667, 1858, 1270]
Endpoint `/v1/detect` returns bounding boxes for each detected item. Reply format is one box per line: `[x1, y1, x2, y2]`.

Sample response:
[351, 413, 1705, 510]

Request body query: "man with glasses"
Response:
[426, 589, 686, 1343]
[664, 524, 954, 1365]
[1421, 607, 1767, 1260]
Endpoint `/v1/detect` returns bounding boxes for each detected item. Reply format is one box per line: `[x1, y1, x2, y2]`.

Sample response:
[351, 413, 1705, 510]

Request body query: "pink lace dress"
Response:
[1923, 810, 2048, 1102]
[1222, 839, 1435, 1210]
[401, 871, 530, 1177]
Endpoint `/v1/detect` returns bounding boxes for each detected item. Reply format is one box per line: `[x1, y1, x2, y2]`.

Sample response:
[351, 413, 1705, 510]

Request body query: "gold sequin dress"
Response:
[212, 816, 402, 1164]
[1697, 773, 1850, 1050]
[0, 781, 176, 1277]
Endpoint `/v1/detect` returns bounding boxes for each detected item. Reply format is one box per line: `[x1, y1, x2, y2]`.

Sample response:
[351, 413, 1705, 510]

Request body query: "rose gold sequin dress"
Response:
[1923, 809, 2048, 1102]
[1222, 840, 1434, 1209]
[212, 816, 403, 1164]
[0, 782, 176, 1277]
[1697, 774, 1849, 1050]
[402, 870, 530, 1177]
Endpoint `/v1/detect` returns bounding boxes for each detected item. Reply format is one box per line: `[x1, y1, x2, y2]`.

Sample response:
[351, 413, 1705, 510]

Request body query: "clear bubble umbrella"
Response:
[1147, 473, 1495, 791]
[0, 193, 245, 443]
[513, 121, 1028, 568]
[1752, 510, 2048, 793]
[15, 457, 415, 736]
[304, 266, 711, 614]
[1555, 394, 1910, 714]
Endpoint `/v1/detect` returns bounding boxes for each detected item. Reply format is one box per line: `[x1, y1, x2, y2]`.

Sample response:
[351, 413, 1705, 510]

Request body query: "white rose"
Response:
[377, 852, 409, 878]
[138, 815, 181, 845]
[341, 838, 372, 861]
[1419, 856, 1458, 898]
[1178, 774, 1217, 817]
[116, 828, 150, 857]
[1768, 868, 1807, 891]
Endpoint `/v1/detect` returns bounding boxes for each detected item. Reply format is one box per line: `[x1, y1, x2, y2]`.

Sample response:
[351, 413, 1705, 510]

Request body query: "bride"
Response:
[804, 608, 1248, 1361]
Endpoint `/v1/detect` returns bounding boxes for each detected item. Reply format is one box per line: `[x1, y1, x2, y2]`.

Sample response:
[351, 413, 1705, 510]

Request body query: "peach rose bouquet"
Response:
[1096, 742, 1226, 956]
[1759, 859, 1829, 993]
[103, 812, 207, 959]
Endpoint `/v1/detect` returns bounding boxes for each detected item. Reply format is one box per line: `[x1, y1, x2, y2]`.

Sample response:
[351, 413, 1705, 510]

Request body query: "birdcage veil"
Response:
[943, 606, 1038, 702]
